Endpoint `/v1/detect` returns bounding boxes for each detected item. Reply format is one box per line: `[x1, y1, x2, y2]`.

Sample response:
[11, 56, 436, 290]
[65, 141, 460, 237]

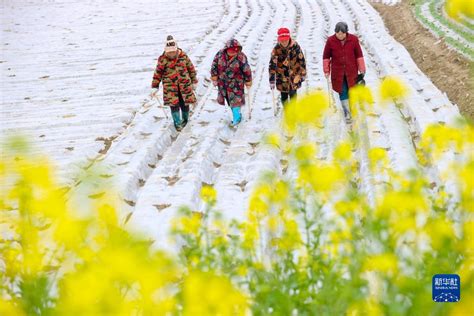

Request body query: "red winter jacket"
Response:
[323, 33, 366, 93]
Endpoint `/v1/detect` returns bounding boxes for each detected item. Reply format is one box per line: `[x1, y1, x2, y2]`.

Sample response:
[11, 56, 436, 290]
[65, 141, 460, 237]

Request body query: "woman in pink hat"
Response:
[269, 27, 307, 105]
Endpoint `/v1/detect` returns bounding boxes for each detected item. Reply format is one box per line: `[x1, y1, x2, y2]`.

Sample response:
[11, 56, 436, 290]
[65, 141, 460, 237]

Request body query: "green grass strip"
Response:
[428, 0, 473, 43]
[413, 0, 474, 60]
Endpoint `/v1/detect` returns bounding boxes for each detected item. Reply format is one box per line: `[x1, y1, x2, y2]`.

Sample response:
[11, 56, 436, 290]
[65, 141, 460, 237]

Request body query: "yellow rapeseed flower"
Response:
[363, 253, 398, 276]
[0, 298, 26, 316]
[368, 147, 390, 171]
[334, 200, 362, 217]
[284, 91, 329, 132]
[295, 143, 317, 162]
[248, 183, 273, 218]
[333, 142, 353, 163]
[391, 216, 417, 236]
[267, 214, 280, 233]
[242, 221, 259, 250]
[462, 220, 474, 252]
[271, 180, 289, 204]
[349, 84, 374, 117]
[173, 212, 202, 236]
[328, 230, 351, 245]
[237, 265, 248, 277]
[56, 267, 113, 313]
[415, 148, 430, 167]
[376, 190, 429, 218]
[298, 163, 345, 194]
[14, 156, 54, 190]
[264, 132, 281, 149]
[426, 218, 456, 250]
[182, 270, 248, 316]
[459, 161, 474, 212]
[420, 124, 464, 159]
[379, 76, 408, 103]
[433, 189, 450, 210]
[278, 217, 302, 251]
[445, 0, 474, 20]
[200, 185, 217, 204]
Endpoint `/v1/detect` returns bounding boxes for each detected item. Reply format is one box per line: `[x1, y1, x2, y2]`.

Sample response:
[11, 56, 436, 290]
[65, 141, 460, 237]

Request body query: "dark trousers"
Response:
[339, 76, 349, 101]
[281, 90, 297, 105]
[224, 94, 232, 107]
[170, 90, 189, 114]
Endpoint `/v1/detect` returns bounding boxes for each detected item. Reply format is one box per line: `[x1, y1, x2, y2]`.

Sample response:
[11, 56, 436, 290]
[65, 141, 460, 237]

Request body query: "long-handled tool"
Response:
[247, 86, 252, 120]
[326, 76, 337, 113]
[152, 92, 169, 119]
[272, 88, 277, 116]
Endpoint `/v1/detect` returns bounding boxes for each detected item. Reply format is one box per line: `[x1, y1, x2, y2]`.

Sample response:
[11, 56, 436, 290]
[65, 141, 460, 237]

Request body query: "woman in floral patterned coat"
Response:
[152, 35, 198, 131]
[211, 39, 252, 127]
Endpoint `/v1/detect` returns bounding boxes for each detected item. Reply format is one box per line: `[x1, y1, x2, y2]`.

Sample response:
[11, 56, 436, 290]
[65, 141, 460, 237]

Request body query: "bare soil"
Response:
[371, 1, 473, 121]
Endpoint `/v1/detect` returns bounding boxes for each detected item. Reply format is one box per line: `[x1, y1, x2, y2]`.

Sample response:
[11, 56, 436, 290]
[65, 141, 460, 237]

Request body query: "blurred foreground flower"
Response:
[379, 76, 408, 103]
[445, 0, 474, 20]
[284, 90, 329, 132]
[200, 185, 217, 205]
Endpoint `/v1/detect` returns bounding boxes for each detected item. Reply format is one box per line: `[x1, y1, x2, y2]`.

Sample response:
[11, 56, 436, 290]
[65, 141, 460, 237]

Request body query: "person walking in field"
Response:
[269, 27, 307, 105]
[211, 38, 253, 127]
[323, 22, 366, 123]
[151, 35, 198, 131]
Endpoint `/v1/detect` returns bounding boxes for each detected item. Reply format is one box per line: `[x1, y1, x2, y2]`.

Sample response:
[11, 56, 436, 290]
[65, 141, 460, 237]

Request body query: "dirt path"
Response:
[371, 1, 473, 121]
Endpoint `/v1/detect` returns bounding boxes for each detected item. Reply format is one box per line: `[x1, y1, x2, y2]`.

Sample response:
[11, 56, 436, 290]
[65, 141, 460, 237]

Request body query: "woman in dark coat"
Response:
[323, 22, 366, 123]
[269, 27, 307, 105]
[211, 39, 253, 127]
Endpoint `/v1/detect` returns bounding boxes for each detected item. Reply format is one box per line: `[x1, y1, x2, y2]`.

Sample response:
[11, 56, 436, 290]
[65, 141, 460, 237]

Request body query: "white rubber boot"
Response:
[341, 99, 352, 124]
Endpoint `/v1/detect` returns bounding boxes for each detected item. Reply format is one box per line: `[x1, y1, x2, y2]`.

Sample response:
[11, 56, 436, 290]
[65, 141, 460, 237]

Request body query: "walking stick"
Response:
[153, 93, 169, 119]
[326, 76, 337, 113]
[247, 86, 252, 120]
[272, 88, 277, 116]
[304, 49, 309, 94]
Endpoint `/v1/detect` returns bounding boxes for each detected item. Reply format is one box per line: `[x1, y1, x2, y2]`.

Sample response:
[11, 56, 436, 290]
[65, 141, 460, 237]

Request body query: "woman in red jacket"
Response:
[323, 22, 366, 123]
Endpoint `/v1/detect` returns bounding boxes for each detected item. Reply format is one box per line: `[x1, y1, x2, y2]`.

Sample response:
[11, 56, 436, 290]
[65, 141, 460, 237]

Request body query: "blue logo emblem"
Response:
[432, 274, 460, 302]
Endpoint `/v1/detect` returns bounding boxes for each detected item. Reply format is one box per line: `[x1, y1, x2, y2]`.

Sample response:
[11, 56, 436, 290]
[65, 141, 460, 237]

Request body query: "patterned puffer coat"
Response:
[211, 39, 252, 108]
[269, 40, 307, 92]
[152, 49, 197, 106]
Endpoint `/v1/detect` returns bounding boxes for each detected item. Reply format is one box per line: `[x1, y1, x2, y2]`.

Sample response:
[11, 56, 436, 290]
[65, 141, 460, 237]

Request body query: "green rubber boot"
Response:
[171, 111, 182, 131]
[181, 110, 189, 128]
